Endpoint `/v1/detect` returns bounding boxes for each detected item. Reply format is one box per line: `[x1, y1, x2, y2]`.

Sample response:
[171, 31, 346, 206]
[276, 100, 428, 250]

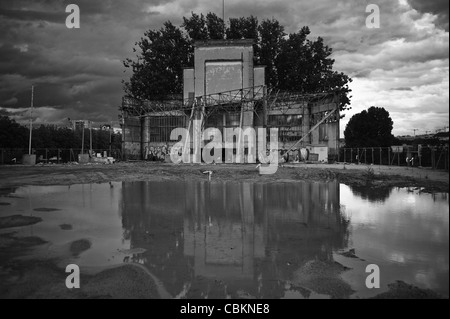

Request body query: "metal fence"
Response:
[1, 146, 448, 170]
[0, 148, 123, 165]
[338, 146, 449, 170]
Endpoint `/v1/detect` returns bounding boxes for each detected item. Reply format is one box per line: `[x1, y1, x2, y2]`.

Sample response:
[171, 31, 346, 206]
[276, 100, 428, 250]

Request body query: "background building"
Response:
[121, 39, 341, 162]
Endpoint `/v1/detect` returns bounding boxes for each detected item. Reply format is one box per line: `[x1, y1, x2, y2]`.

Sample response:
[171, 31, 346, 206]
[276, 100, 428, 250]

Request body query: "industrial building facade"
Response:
[121, 39, 340, 162]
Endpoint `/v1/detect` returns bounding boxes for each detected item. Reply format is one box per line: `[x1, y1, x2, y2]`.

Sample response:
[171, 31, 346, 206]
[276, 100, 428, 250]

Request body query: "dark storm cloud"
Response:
[408, 0, 449, 30]
[0, 0, 448, 134]
[0, 0, 167, 123]
[0, 8, 64, 23]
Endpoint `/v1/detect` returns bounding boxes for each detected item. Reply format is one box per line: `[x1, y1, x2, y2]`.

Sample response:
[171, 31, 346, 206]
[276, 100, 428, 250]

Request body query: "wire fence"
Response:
[0, 148, 123, 165]
[1, 146, 448, 170]
[337, 146, 449, 170]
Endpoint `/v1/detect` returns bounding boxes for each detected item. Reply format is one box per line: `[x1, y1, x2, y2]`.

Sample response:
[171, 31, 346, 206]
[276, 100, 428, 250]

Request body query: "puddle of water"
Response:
[0, 180, 448, 299]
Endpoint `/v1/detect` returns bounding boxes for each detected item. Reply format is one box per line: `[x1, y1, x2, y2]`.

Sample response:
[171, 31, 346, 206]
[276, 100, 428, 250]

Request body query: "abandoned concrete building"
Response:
[121, 39, 340, 162]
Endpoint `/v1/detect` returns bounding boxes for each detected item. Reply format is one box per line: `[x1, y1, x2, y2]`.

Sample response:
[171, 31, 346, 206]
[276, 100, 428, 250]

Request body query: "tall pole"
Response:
[28, 85, 34, 155]
[222, 0, 225, 38]
[81, 123, 85, 154]
[109, 121, 112, 156]
[89, 121, 93, 156]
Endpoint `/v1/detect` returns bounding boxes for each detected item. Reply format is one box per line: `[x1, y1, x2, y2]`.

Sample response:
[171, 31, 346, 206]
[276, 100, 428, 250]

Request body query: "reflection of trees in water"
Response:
[120, 180, 350, 299]
[350, 185, 392, 203]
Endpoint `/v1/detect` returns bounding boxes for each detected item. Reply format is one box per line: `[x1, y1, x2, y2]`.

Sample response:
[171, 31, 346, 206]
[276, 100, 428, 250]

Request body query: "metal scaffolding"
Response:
[121, 86, 342, 160]
[121, 86, 339, 119]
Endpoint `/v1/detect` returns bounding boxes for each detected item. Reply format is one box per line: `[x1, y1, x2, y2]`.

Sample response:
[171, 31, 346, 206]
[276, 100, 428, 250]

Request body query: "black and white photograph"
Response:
[0, 0, 448, 305]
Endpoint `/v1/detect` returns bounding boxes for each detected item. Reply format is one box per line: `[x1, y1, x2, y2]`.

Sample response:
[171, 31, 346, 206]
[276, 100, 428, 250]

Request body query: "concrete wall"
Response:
[123, 117, 142, 160]
[205, 61, 243, 95]
[309, 102, 340, 158]
[306, 145, 329, 162]
[194, 40, 254, 98]
[254, 67, 265, 88]
[183, 68, 195, 101]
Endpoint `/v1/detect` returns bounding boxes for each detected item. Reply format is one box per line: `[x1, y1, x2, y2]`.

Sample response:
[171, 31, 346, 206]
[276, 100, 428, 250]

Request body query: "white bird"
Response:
[203, 171, 213, 181]
[256, 163, 261, 169]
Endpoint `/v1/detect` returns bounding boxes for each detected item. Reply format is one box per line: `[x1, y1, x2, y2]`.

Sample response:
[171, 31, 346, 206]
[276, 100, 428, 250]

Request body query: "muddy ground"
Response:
[0, 162, 447, 299]
[0, 161, 448, 192]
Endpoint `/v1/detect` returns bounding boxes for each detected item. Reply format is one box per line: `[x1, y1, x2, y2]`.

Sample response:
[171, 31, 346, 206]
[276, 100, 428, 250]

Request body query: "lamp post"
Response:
[81, 122, 85, 154]
[28, 85, 34, 155]
[22, 85, 37, 165]
[89, 121, 93, 156]
[109, 121, 112, 156]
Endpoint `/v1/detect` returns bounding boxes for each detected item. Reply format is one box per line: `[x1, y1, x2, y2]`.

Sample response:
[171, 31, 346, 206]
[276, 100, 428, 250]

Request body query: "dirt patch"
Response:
[0, 215, 42, 229]
[292, 260, 354, 299]
[70, 239, 92, 256]
[0, 259, 160, 299]
[81, 264, 160, 299]
[0, 162, 447, 193]
[337, 248, 365, 261]
[59, 224, 73, 230]
[371, 281, 442, 299]
[0, 232, 47, 250]
[0, 232, 48, 271]
[33, 208, 61, 212]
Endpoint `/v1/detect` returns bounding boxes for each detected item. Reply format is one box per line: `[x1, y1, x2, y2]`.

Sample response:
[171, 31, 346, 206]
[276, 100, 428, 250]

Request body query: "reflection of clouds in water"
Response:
[388, 252, 406, 263]
[341, 183, 449, 296]
[342, 185, 449, 235]
[404, 194, 417, 205]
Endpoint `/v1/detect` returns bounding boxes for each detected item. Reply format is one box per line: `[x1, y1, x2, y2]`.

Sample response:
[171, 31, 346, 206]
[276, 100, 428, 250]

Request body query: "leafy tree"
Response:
[0, 116, 122, 151]
[344, 107, 395, 148]
[123, 21, 192, 100]
[123, 13, 352, 111]
[182, 13, 208, 41]
[258, 18, 285, 88]
[226, 16, 259, 40]
[205, 13, 225, 40]
[277, 27, 352, 109]
[0, 116, 28, 148]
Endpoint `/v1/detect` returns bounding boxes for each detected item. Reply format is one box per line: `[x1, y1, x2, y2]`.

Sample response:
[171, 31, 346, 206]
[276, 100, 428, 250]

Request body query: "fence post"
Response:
[1, 149, 3, 165]
[379, 148, 382, 165]
[388, 148, 390, 166]
[432, 148, 435, 169]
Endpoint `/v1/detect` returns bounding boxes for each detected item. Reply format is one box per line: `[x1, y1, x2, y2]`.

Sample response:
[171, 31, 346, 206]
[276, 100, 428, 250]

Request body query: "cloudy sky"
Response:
[0, 0, 448, 135]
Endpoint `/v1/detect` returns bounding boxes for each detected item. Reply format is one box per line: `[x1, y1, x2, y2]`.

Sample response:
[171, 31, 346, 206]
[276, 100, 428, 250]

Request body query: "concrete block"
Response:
[78, 154, 90, 164]
[22, 154, 36, 165]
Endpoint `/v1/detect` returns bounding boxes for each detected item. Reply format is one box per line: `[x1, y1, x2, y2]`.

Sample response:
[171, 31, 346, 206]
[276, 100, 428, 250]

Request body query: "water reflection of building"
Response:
[120, 180, 348, 298]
